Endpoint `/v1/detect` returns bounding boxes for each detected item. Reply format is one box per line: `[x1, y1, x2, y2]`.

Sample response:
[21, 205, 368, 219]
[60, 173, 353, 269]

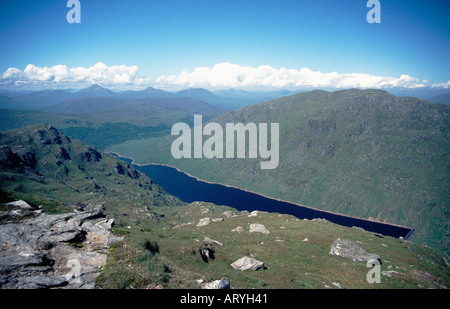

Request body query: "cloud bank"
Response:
[431, 80, 450, 89]
[1, 61, 447, 91]
[155, 62, 428, 90]
[0, 62, 151, 89]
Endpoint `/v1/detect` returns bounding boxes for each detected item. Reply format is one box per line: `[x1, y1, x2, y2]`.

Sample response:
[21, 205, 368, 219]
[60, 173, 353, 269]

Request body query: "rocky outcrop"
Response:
[0, 200, 40, 223]
[231, 256, 265, 271]
[80, 146, 102, 162]
[0, 202, 122, 289]
[0, 146, 37, 170]
[329, 238, 381, 263]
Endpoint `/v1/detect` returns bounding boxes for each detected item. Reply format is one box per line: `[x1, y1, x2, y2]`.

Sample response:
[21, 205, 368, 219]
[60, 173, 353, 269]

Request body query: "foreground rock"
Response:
[231, 256, 265, 271]
[0, 203, 122, 289]
[249, 223, 270, 235]
[202, 277, 230, 289]
[329, 238, 380, 263]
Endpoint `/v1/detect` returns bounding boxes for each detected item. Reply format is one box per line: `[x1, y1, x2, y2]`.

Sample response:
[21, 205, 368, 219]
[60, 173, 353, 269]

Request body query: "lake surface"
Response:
[118, 156, 413, 239]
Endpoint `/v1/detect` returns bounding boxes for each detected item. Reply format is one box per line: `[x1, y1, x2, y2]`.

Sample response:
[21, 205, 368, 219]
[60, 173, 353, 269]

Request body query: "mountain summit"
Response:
[75, 84, 114, 97]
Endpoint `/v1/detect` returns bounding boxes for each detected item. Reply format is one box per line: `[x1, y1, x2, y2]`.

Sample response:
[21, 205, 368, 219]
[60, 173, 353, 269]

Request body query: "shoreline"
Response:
[110, 151, 413, 233]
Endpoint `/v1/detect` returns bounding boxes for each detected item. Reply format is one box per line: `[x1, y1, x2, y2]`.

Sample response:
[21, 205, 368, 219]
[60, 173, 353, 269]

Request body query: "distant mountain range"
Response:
[2, 84, 449, 112]
[0, 85, 232, 147]
[0, 84, 293, 111]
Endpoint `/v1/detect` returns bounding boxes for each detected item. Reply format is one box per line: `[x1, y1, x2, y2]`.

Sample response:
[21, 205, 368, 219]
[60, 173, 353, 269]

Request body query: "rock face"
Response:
[231, 256, 265, 271]
[329, 238, 380, 263]
[0, 202, 122, 289]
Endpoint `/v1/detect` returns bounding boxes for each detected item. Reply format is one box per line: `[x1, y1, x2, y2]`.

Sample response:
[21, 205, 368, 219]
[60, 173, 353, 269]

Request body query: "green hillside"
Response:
[0, 124, 181, 218]
[108, 89, 450, 253]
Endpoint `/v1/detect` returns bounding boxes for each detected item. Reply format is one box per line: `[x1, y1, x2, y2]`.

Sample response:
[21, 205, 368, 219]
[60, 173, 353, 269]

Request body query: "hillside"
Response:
[0, 125, 449, 289]
[0, 124, 181, 217]
[108, 89, 450, 253]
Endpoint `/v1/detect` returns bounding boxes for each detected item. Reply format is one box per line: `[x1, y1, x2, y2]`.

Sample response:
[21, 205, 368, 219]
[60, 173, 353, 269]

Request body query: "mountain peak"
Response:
[177, 88, 216, 96]
[76, 84, 113, 95]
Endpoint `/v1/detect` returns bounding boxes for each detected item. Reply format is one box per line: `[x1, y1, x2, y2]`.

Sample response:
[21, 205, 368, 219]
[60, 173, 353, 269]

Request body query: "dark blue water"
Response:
[118, 156, 412, 238]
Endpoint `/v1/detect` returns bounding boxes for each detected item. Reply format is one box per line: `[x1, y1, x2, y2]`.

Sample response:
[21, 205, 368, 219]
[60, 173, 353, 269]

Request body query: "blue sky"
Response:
[0, 0, 449, 90]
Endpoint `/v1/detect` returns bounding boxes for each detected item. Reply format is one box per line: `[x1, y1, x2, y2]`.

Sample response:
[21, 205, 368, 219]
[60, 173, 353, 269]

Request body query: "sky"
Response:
[0, 0, 449, 91]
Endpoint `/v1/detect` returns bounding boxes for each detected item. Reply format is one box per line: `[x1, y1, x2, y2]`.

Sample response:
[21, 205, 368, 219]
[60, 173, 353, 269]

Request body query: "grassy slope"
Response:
[108, 89, 450, 252]
[97, 202, 450, 289]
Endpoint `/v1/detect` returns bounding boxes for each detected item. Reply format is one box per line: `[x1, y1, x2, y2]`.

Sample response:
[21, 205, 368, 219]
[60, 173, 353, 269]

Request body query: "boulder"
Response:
[202, 277, 230, 289]
[197, 217, 211, 227]
[231, 256, 265, 271]
[248, 210, 259, 217]
[249, 223, 270, 235]
[223, 211, 234, 218]
[329, 238, 380, 263]
[4, 200, 35, 210]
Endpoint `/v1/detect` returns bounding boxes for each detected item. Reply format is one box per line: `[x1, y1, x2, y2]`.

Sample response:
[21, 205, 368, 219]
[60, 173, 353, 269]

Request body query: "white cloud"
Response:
[0, 61, 435, 91]
[155, 62, 427, 90]
[431, 80, 450, 89]
[0, 62, 151, 89]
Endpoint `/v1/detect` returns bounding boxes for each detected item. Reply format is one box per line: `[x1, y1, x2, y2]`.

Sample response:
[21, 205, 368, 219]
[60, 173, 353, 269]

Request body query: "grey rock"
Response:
[249, 223, 270, 234]
[382, 270, 403, 277]
[197, 217, 211, 227]
[203, 237, 223, 247]
[4, 200, 35, 210]
[0, 202, 121, 289]
[231, 256, 265, 271]
[247, 210, 259, 217]
[329, 238, 381, 263]
[202, 277, 230, 289]
[223, 211, 234, 218]
[13, 275, 68, 289]
[0, 200, 39, 223]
